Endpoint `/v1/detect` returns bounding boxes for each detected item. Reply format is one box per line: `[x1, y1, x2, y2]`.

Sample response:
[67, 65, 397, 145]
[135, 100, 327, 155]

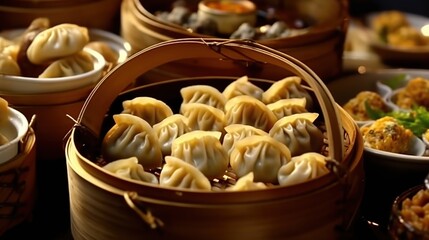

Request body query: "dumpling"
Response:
[171, 130, 229, 180]
[180, 85, 226, 110]
[26, 23, 90, 64]
[102, 157, 158, 184]
[222, 76, 264, 100]
[0, 53, 20, 75]
[180, 103, 225, 132]
[122, 97, 173, 126]
[269, 113, 324, 157]
[224, 95, 277, 132]
[222, 124, 268, 156]
[85, 41, 118, 64]
[0, 97, 8, 124]
[262, 76, 314, 110]
[153, 114, 192, 156]
[38, 50, 94, 78]
[277, 152, 330, 186]
[101, 113, 163, 170]
[226, 172, 267, 191]
[267, 98, 308, 119]
[159, 156, 211, 191]
[230, 135, 291, 184]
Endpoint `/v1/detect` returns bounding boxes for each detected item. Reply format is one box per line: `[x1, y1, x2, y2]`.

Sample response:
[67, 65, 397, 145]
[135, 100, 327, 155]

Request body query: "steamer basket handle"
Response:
[77, 38, 344, 161]
[124, 191, 164, 230]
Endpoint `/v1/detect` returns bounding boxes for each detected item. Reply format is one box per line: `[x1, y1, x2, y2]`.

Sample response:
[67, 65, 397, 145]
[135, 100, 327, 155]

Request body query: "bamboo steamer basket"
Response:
[65, 38, 364, 240]
[0, 0, 122, 32]
[0, 119, 36, 236]
[120, 0, 349, 81]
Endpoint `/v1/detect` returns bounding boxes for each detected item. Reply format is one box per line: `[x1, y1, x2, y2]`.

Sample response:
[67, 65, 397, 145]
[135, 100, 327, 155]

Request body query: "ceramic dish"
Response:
[0, 48, 106, 94]
[0, 106, 29, 164]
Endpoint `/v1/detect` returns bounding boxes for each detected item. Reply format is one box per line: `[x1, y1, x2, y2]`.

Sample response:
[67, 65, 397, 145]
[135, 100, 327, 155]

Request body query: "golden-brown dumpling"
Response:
[122, 97, 173, 126]
[269, 113, 324, 157]
[26, 23, 90, 64]
[0, 97, 8, 125]
[230, 135, 291, 184]
[0, 53, 20, 75]
[159, 156, 212, 191]
[38, 50, 94, 78]
[224, 95, 277, 132]
[102, 113, 163, 170]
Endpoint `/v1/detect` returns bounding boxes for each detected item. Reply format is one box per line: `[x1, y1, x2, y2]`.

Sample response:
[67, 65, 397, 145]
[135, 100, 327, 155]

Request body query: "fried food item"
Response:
[343, 91, 390, 121]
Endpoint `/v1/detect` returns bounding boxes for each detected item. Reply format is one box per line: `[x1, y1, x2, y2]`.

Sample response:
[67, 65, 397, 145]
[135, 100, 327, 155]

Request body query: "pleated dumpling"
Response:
[225, 95, 277, 132]
[153, 114, 192, 156]
[277, 152, 330, 186]
[230, 135, 291, 184]
[38, 50, 94, 78]
[171, 130, 229, 180]
[269, 113, 324, 157]
[0, 53, 20, 75]
[267, 98, 308, 120]
[262, 76, 314, 110]
[102, 157, 159, 184]
[26, 23, 90, 64]
[122, 96, 173, 126]
[222, 76, 264, 100]
[180, 85, 226, 110]
[160, 156, 211, 191]
[222, 124, 268, 155]
[180, 103, 225, 132]
[101, 113, 163, 170]
[226, 172, 267, 191]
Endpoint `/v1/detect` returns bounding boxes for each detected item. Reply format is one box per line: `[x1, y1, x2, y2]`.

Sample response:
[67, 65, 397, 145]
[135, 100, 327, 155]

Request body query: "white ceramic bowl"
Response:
[197, 0, 257, 35]
[0, 48, 106, 94]
[0, 107, 29, 164]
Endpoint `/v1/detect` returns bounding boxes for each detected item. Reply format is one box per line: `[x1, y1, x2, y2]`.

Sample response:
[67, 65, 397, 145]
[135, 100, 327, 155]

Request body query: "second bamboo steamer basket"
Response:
[120, 0, 349, 81]
[65, 38, 364, 240]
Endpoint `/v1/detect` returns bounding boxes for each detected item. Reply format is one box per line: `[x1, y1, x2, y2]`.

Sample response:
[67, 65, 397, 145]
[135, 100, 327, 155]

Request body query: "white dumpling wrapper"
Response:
[180, 84, 226, 110]
[222, 124, 268, 156]
[103, 157, 158, 184]
[38, 50, 94, 78]
[171, 130, 229, 180]
[180, 103, 225, 132]
[267, 98, 308, 119]
[226, 172, 267, 191]
[153, 114, 192, 156]
[278, 152, 330, 186]
[160, 156, 211, 191]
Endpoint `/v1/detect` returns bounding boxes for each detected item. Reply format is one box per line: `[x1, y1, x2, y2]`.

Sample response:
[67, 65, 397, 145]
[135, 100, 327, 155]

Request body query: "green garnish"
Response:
[381, 74, 407, 90]
[365, 101, 429, 136]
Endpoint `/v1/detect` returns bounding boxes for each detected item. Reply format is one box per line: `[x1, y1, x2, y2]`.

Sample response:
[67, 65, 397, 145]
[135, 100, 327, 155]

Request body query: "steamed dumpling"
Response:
[153, 114, 192, 156]
[171, 130, 229, 180]
[0, 97, 8, 125]
[103, 157, 158, 184]
[226, 172, 267, 191]
[222, 124, 268, 156]
[224, 95, 277, 132]
[26, 23, 90, 64]
[222, 76, 264, 100]
[122, 97, 173, 126]
[180, 103, 225, 132]
[277, 152, 330, 186]
[267, 98, 308, 119]
[160, 156, 212, 191]
[269, 113, 324, 157]
[230, 135, 291, 184]
[180, 85, 226, 110]
[38, 50, 94, 78]
[262, 76, 314, 109]
[101, 113, 163, 170]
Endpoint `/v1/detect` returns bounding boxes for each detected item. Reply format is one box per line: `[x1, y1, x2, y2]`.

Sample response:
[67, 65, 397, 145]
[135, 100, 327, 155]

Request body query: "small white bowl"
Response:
[0, 107, 29, 164]
[197, 0, 257, 35]
[0, 48, 105, 94]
